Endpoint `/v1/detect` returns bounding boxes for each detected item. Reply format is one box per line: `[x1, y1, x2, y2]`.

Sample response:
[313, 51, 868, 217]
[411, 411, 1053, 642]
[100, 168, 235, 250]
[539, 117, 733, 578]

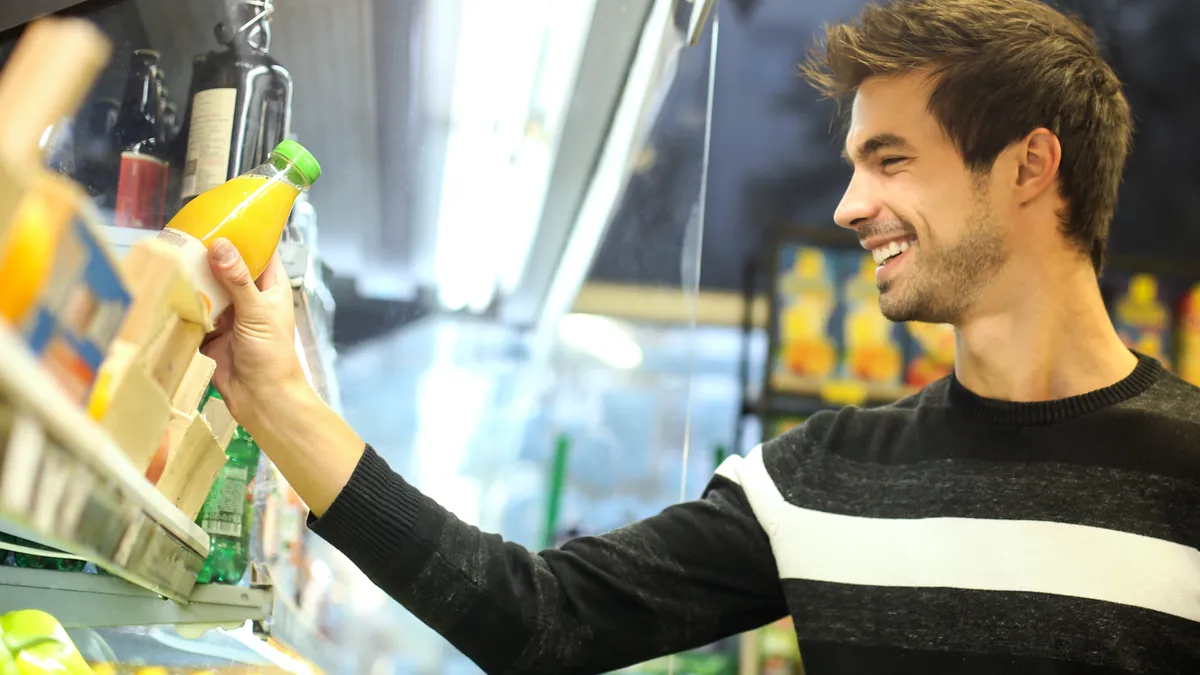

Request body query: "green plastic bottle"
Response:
[195, 390, 261, 585]
[0, 534, 85, 572]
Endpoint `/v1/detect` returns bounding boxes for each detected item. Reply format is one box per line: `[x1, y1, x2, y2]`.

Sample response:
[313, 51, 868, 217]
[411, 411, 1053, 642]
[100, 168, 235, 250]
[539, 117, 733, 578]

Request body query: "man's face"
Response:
[835, 72, 1008, 325]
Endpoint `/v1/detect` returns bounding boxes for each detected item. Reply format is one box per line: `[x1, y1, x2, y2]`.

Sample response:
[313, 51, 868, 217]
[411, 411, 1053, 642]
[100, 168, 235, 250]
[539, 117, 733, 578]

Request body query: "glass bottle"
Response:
[113, 49, 169, 230]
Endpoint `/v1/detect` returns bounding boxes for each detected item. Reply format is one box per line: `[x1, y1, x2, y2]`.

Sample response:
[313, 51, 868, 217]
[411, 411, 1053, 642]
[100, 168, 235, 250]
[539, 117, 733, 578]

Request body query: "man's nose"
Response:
[833, 172, 881, 230]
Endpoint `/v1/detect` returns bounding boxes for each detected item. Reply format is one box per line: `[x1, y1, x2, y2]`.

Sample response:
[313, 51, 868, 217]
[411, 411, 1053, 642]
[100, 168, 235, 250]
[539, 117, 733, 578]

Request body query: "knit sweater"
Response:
[310, 353, 1200, 674]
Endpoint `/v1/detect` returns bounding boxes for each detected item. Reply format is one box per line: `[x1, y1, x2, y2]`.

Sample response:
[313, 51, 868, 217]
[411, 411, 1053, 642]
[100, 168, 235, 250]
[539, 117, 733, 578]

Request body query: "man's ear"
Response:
[1015, 128, 1062, 203]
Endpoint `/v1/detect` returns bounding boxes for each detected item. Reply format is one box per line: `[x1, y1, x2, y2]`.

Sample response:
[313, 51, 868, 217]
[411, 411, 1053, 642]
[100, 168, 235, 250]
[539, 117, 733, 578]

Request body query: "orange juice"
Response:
[156, 139, 320, 322]
[168, 175, 300, 279]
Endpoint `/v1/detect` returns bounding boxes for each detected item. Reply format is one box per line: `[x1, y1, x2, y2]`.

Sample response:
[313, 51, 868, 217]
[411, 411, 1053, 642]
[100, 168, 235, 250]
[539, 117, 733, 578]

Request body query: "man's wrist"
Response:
[239, 373, 364, 517]
[241, 374, 319, 437]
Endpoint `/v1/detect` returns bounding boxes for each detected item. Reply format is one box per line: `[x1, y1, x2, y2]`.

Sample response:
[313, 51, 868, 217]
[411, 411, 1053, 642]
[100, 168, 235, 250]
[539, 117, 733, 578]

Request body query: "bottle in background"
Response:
[156, 139, 320, 323]
[196, 424, 261, 585]
[73, 97, 122, 203]
[177, 0, 292, 204]
[113, 49, 169, 230]
[0, 533, 85, 572]
[1179, 284, 1200, 385]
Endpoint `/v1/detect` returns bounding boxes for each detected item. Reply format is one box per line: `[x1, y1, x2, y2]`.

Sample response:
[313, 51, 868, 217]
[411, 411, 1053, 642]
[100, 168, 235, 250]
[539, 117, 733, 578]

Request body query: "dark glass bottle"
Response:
[74, 97, 122, 205]
[113, 49, 169, 230]
[176, 0, 293, 206]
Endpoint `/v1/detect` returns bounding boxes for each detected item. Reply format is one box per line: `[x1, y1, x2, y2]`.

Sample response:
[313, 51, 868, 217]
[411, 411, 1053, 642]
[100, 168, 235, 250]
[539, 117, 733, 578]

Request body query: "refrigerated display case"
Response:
[0, 2, 341, 672]
[0, 0, 723, 672]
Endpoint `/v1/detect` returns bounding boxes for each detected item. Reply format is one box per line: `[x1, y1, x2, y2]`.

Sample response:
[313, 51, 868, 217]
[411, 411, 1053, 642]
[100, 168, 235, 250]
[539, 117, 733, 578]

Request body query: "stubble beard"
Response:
[878, 192, 1008, 325]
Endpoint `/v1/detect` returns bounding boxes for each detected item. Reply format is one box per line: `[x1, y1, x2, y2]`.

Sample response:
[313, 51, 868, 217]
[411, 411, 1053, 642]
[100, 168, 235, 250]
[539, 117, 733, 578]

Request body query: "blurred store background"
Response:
[0, 0, 1198, 673]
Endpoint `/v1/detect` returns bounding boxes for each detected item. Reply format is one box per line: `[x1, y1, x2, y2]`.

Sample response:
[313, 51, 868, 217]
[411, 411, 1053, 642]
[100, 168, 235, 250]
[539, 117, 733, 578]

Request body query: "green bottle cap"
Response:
[273, 139, 322, 187]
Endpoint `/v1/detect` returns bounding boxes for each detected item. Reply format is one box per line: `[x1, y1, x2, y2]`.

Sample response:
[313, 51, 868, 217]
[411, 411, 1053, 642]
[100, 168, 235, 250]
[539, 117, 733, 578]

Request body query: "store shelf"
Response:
[75, 626, 281, 671]
[0, 566, 334, 672]
[0, 323, 209, 602]
[756, 373, 916, 415]
[262, 590, 339, 675]
[0, 567, 267, 628]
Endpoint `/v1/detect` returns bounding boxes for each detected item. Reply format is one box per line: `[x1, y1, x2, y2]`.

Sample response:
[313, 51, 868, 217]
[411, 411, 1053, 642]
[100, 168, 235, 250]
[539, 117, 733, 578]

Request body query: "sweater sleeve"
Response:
[308, 445, 788, 675]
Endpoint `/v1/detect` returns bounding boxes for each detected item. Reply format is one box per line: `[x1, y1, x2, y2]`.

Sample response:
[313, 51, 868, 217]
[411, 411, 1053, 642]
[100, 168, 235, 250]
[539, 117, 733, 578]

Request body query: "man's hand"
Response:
[200, 237, 364, 516]
[201, 238, 307, 425]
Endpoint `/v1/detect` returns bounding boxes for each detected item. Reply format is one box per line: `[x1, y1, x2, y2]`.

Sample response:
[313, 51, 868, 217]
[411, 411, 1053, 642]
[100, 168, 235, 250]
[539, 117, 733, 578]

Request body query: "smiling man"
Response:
[199, 0, 1200, 674]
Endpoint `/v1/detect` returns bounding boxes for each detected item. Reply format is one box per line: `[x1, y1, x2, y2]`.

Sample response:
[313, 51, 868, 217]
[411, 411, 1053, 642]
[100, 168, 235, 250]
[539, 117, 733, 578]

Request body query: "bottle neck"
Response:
[244, 152, 311, 191]
[122, 58, 161, 117]
[219, 0, 274, 52]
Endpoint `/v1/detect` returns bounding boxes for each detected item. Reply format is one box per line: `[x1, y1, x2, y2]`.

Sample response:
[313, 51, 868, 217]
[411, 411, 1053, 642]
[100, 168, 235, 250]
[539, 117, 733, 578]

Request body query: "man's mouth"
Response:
[870, 237, 916, 266]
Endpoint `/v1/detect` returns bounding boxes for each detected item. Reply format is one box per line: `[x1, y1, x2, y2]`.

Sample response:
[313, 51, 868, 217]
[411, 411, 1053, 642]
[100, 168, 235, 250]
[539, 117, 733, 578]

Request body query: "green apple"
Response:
[0, 611, 92, 675]
[0, 646, 18, 675]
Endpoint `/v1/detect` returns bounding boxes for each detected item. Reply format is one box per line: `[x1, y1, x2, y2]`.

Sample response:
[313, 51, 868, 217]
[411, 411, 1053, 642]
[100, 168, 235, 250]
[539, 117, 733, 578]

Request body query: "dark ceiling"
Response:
[588, 0, 1200, 294]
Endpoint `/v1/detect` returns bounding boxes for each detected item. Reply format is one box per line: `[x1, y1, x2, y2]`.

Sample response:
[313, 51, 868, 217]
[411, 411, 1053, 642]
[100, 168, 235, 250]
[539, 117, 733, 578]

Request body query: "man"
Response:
[202, 0, 1200, 673]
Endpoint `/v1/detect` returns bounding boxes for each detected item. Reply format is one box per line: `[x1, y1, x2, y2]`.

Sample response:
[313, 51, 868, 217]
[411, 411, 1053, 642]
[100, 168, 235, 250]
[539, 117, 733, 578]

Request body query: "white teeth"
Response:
[871, 239, 913, 264]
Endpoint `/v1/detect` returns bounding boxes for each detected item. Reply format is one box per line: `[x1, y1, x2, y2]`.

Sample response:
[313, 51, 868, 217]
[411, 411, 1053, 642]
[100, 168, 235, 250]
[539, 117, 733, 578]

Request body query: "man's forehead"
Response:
[844, 74, 938, 156]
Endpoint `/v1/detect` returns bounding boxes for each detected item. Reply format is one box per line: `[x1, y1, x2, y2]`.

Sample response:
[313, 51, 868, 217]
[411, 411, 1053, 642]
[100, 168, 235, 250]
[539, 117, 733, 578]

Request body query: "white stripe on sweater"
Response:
[717, 446, 1200, 623]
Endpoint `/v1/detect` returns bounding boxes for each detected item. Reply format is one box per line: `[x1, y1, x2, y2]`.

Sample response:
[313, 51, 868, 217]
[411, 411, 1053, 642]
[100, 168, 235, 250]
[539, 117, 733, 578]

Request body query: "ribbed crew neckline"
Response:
[947, 351, 1163, 425]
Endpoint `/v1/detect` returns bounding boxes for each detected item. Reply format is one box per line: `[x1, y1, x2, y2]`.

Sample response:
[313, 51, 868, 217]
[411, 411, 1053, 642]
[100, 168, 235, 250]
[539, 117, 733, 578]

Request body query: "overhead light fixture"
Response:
[433, 0, 596, 313]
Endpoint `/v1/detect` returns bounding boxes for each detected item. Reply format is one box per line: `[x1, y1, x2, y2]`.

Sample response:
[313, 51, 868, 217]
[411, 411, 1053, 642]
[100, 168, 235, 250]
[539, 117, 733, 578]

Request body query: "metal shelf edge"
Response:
[0, 567, 269, 628]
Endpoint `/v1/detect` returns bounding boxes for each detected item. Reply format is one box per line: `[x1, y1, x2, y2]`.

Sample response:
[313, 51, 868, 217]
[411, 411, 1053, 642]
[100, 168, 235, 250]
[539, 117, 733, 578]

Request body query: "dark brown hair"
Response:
[799, 0, 1132, 273]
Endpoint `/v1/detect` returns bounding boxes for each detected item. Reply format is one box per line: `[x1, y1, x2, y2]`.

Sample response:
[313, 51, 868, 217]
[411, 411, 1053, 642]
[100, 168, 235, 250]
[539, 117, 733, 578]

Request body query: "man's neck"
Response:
[952, 263, 1138, 402]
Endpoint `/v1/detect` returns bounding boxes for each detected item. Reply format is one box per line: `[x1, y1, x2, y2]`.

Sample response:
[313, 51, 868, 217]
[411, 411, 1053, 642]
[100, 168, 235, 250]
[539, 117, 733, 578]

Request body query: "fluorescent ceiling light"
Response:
[433, 0, 596, 313]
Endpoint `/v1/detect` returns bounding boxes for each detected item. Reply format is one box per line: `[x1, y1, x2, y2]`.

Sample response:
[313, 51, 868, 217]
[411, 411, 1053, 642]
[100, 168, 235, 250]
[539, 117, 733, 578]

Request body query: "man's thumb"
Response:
[209, 239, 260, 309]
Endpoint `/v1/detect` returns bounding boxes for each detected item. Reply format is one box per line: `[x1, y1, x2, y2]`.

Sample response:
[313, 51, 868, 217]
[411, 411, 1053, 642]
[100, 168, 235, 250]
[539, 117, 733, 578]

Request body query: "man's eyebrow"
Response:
[841, 133, 915, 165]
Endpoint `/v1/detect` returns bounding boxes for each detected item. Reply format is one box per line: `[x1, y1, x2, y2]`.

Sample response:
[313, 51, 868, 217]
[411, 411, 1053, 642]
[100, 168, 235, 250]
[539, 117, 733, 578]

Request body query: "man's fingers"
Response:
[208, 239, 261, 310]
[256, 252, 288, 292]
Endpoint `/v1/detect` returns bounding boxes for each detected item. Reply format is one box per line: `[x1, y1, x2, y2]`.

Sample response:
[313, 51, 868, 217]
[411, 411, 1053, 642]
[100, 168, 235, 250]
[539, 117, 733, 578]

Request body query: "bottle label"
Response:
[181, 88, 237, 199]
[200, 465, 250, 539]
[157, 228, 227, 321]
[114, 152, 168, 230]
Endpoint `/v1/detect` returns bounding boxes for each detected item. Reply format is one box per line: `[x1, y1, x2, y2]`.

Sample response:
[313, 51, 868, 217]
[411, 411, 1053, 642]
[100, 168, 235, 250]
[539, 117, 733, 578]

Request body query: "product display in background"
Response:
[1178, 283, 1200, 385]
[902, 321, 955, 389]
[769, 417, 807, 439]
[0, 532, 86, 572]
[0, 16, 127, 407]
[195, 390, 261, 586]
[774, 245, 839, 386]
[113, 49, 170, 231]
[1110, 272, 1175, 370]
[619, 650, 737, 675]
[838, 252, 903, 385]
[758, 617, 803, 675]
[178, 0, 292, 203]
[1, 176, 131, 405]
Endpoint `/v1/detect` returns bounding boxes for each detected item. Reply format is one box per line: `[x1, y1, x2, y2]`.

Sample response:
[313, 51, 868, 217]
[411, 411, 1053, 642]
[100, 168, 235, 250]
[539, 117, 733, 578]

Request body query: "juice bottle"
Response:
[156, 139, 320, 322]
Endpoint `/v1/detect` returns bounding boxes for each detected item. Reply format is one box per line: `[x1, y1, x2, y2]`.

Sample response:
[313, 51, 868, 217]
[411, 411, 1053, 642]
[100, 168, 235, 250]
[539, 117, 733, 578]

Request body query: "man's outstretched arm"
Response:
[203, 240, 788, 674]
[306, 440, 788, 674]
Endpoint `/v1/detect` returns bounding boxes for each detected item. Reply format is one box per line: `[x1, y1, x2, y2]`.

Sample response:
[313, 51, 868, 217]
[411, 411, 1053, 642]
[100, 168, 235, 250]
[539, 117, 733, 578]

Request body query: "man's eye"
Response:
[880, 157, 908, 168]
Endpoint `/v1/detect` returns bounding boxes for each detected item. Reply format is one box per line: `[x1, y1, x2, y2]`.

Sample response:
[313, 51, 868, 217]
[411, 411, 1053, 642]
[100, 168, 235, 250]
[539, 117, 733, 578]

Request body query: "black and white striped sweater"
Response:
[312, 352, 1200, 674]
